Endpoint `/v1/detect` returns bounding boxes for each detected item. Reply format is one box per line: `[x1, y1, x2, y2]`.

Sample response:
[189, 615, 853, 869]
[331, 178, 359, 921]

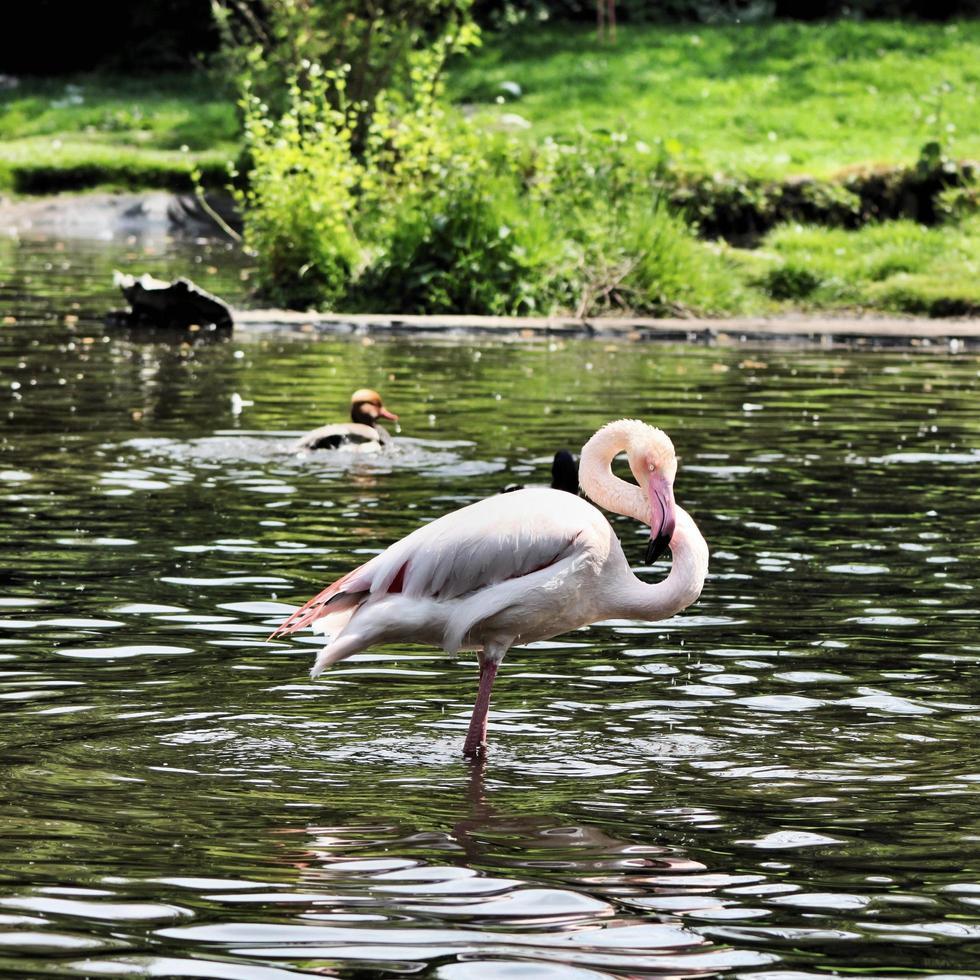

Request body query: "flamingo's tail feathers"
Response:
[270, 589, 367, 640]
[310, 633, 366, 678]
[269, 564, 374, 640]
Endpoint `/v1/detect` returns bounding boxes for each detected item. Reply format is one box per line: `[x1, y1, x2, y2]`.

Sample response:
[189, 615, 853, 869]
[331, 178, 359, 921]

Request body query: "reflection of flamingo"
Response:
[272, 419, 708, 758]
[292, 388, 398, 451]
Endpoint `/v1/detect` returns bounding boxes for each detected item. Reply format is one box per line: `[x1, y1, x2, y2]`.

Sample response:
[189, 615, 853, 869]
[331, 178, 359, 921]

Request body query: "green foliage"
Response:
[235, 66, 362, 308]
[227, 0, 579, 313]
[356, 174, 557, 314]
[237, 61, 560, 314]
[515, 136, 750, 315]
[936, 182, 980, 222]
[212, 0, 474, 145]
[238, 60, 748, 315]
[761, 263, 823, 300]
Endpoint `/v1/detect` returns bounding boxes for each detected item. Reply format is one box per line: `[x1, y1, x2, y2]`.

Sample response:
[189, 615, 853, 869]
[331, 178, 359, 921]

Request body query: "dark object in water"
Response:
[292, 389, 399, 452]
[502, 449, 580, 495]
[109, 271, 233, 333]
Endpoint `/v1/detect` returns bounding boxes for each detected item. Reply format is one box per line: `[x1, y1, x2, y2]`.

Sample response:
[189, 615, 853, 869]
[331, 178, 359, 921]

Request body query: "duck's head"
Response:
[349, 389, 398, 427]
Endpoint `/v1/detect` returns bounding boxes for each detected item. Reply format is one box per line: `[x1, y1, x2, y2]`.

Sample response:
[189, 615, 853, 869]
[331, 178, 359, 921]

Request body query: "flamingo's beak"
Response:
[379, 406, 398, 421]
[645, 471, 676, 564]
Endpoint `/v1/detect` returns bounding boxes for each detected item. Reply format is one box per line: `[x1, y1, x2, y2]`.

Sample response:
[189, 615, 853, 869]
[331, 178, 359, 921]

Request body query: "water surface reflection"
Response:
[1, 234, 980, 977]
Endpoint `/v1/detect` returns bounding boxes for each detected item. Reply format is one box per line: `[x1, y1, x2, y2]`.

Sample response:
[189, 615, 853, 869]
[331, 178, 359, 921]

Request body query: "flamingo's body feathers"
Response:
[275, 488, 615, 665]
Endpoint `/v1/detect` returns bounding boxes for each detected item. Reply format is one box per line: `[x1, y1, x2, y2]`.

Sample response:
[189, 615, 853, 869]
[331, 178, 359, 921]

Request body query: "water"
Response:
[1, 230, 980, 979]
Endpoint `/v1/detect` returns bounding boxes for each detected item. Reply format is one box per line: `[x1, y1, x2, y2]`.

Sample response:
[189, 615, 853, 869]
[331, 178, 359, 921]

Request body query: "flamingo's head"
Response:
[350, 388, 398, 426]
[623, 422, 677, 564]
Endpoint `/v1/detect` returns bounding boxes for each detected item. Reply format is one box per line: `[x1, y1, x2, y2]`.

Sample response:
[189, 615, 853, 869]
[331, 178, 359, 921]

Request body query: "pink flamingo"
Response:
[271, 419, 709, 758]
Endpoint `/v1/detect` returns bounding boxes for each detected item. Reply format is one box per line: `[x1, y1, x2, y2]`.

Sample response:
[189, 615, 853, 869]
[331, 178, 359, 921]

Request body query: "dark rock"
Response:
[109, 271, 234, 334]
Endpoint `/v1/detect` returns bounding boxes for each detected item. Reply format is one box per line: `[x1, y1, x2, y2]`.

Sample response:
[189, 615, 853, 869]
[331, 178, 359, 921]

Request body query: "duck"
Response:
[502, 449, 580, 495]
[292, 389, 399, 452]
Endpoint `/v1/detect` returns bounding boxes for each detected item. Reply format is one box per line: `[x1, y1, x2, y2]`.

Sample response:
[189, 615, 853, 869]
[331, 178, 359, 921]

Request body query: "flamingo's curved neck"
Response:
[579, 422, 648, 523]
[616, 506, 709, 620]
[579, 420, 709, 621]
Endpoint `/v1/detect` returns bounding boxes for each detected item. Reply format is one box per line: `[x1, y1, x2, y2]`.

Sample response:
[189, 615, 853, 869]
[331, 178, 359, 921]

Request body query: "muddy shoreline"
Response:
[233, 309, 980, 347]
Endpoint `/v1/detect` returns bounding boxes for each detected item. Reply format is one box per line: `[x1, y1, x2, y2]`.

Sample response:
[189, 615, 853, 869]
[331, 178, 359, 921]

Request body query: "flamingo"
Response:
[292, 388, 398, 452]
[271, 419, 709, 757]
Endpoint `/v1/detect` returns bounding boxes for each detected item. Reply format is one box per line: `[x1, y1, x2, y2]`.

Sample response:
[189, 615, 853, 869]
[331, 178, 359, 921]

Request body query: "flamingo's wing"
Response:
[271, 489, 600, 641]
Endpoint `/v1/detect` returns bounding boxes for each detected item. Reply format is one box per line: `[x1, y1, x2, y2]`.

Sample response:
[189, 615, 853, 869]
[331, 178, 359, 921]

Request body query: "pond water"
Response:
[1, 229, 980, 979]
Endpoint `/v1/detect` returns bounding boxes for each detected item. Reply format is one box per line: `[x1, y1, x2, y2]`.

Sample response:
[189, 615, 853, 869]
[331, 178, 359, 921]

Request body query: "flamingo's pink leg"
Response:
[463, 653, 501, 758]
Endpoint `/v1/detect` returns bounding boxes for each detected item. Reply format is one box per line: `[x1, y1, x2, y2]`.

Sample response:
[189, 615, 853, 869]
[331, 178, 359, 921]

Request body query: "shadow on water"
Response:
[2, 232, 980, 976]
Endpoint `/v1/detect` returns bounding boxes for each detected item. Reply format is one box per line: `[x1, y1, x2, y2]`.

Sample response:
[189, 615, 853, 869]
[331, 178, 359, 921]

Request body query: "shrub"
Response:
[762, 263, 822, 299]
[519, 136, 750, 316]
[235, 67, 362, 308]
[357, 173, 561, 314]
[936, 183, 980, 223]
[212, 0, 474, 146]
[232, 16, 752, 315]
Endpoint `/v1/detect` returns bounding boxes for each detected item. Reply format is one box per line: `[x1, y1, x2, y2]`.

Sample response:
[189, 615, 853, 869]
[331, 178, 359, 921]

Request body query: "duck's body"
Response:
[292, 389, 397, 452]
[293, 421, 393, 452]
[273, 419, 709, 757]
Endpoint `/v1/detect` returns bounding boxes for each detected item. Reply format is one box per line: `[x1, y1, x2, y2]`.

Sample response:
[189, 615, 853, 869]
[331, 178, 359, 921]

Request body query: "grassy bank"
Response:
[1, 21, 977, 316]
[736, 213, 980, 316]
[0, 74, 236, 192]
[452, 19, 980, 179]
[455, 19, 980, 316]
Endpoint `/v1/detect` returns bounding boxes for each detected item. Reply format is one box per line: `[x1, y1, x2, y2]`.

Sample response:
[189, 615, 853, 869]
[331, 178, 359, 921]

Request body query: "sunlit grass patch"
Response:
[0, 74, 237, 193]
[747, 215, 980, 314]
[451, 20, 980, 179]
[0, 137, 235, 193]
[0, 74, 238, 150]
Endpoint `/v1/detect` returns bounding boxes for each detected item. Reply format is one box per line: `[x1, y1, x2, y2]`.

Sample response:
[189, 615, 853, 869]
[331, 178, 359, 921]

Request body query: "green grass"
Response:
[451, 20, 980, 178]
[455, 19, 980, 316]
[0, 73, 238, 192]
[0, 137, 234, 192]
[7, 21, 977, 193]
[739, 213, 980, 315]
